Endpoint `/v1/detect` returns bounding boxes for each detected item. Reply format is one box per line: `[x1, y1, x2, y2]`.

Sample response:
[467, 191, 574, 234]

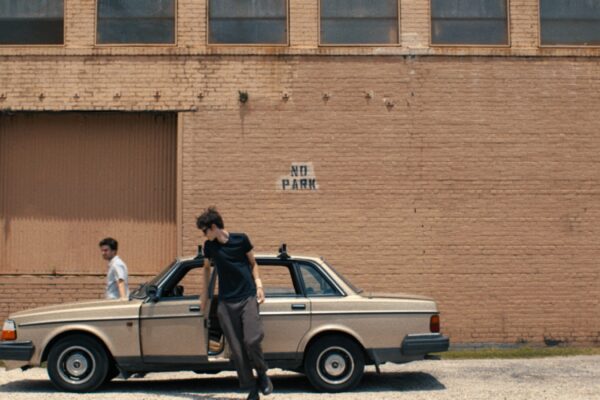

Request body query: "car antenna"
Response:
[278, 243, 290, 260]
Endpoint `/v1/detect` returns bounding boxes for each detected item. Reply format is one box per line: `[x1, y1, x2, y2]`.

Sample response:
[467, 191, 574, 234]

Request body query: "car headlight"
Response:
[1, 320, 16, 341]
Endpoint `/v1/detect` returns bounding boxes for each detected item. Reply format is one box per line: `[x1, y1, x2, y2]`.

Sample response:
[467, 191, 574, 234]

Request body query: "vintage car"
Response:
[0, 246, 449, 392]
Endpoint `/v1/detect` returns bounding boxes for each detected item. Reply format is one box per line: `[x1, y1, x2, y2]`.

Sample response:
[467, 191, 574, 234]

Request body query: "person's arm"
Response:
[201, 258, 211, 313]
[247, 250, 265, 304]
[117, 279, 127, 300]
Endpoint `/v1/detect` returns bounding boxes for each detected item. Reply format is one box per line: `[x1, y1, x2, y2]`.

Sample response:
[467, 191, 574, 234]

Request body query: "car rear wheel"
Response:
[47, 334, 109, 392]
[304, 335, 365, 392]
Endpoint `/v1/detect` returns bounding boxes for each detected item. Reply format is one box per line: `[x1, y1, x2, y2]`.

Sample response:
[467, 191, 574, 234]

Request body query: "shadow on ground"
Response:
[0, 371, 445, 399]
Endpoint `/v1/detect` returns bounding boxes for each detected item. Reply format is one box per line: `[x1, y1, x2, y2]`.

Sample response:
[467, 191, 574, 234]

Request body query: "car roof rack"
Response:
[194, 245, 204, 260]
[278, 243, 290, 260]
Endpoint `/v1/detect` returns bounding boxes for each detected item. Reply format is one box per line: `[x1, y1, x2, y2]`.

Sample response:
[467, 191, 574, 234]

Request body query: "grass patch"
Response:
[435, 346, 600, 360]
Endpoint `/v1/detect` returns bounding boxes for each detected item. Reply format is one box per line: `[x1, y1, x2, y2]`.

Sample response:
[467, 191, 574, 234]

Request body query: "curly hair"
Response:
[196, 206, 224, 230]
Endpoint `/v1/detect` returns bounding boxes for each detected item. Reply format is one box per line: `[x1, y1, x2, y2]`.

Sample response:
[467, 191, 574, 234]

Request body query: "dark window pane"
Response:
[97, 19, 175, 44]
[540, 0, 600, 45]
[321, 19, 398, 44]
[321, 0, 398, 18]
[432, 19, 508, 45]
[97, 0, 175, 44]
[430, 0, 508, 45]
[98, 0, 174, 18]
[0, 0, 63, 45]
[210, 0, 285, 18]
[320, 0, 398, 44]
[209, 19, 286, 44]
[208, 0, 287, 44]
[431, 0, 506, 18]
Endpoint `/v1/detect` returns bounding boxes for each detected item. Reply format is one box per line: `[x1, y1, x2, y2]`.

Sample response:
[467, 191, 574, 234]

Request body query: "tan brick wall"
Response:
[1, 0, 600, 347]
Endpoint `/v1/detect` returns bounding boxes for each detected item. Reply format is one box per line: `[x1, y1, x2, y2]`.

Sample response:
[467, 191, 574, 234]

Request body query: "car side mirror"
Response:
[147, 284, 159, 302]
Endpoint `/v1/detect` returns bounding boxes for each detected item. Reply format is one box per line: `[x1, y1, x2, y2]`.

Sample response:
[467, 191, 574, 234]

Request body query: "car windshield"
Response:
[321, 258, 363, 294]
[130, 260, 176, 299]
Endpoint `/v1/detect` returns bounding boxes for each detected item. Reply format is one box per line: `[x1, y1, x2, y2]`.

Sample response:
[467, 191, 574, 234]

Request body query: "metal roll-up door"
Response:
[0, 112, 177, 275]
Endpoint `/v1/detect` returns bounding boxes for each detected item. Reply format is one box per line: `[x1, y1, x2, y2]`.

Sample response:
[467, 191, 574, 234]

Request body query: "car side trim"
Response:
[0, 341, 35, 361]
[260, 311, 310, 316]
[19, 317, 137, 327]
[311, 310, 434, 315]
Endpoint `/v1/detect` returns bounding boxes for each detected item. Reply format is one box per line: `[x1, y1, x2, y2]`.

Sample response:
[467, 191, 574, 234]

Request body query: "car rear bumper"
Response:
[0, 341, 35, 361]
[401, 334, 450, 356]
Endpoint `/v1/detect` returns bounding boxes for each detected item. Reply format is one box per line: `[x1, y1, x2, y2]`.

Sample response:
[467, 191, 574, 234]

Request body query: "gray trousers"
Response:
[217, 295, 268, 389]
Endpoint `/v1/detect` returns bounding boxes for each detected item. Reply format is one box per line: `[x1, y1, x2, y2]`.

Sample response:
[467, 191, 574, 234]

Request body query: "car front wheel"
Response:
[304, 335, 365, 392]
[47, 334, 109, 392]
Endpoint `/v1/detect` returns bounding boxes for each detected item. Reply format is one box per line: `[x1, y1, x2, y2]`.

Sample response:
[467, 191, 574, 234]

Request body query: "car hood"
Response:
[9, 299, 142, 326]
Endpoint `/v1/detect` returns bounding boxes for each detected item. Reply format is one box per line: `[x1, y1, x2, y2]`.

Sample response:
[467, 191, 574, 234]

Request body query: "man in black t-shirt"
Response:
[197, 207, 272, 400]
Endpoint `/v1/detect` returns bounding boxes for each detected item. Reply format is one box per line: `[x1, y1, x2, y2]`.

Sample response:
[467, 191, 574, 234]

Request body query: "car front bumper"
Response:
[401, 334, 450, 356]
[0, 341, 35, 361]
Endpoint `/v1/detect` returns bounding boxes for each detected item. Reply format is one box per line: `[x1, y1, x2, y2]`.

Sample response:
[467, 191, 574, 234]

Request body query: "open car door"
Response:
[139, 260, 207, 364]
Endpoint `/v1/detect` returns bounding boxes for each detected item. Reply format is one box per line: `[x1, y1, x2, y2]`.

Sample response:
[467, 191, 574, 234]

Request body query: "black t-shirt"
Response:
[203, 233, 256, 302]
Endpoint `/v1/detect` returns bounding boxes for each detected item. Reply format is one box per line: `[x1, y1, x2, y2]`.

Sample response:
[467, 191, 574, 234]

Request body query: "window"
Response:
[260, 264, 298, 297]
[0, 0, 63, 45]
[96, 0, 175, 45]
[161, 265, 203, 299]
[320, 0, 399, 45]
[540, 0, 600, 46]
[298, 263, 339, 297]
[208, 0, 287, 44]
[431, 0, 509, 45]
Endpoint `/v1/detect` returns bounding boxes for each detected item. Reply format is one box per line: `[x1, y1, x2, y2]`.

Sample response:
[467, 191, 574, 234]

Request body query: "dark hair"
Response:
[99, 237, 118, 251]
[196, 206, 224, 231]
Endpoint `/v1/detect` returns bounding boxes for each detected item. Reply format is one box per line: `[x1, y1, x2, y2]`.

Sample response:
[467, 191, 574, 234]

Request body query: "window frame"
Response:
[258, 259, 304, 298]
[94, 0, 178, 47]
[206, 0, 290, 47]
[429, 0, 511, 48]
[295, 260, 345, 298]
[537, 0, 600, 48]
[0, 0, 66, 47]
[317, 0, 400, 47]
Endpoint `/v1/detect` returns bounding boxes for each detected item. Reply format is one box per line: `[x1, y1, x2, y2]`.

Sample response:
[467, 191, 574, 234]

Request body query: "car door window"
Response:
[161, 265, 203, 300]
[259, 264, 300, 297]
[298, 263, 339, 297]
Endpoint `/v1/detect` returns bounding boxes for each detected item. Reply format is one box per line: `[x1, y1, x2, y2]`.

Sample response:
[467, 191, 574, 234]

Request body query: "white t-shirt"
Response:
[106, 255, 129, 299]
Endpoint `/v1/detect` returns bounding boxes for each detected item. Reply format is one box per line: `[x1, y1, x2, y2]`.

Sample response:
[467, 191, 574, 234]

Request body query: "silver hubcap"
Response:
[316, 346, 355, 385]
[324, 354, 346, 376]
[57, 346, 96, 385]
[66, 354, 89, 377]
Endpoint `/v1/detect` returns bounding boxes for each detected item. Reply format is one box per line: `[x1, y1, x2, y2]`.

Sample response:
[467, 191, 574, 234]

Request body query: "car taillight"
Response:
[1, 320, 17, 341]
[430, 315, 440, 333]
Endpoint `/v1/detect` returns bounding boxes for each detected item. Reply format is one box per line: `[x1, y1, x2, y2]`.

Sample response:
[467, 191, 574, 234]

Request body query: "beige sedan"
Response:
[0, 248, 449, 393]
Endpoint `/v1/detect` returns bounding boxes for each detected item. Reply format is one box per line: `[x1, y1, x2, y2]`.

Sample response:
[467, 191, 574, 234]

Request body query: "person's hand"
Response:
[256, 287, 265, 304]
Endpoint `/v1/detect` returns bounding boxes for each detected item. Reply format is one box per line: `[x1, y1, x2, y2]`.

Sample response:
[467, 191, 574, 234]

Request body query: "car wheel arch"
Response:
[41, 329, 115, 366]
[301, 329, 372, 365]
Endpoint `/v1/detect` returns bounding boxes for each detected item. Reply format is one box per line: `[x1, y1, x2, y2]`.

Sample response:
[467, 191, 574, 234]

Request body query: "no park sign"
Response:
[278, 162, 319, 191]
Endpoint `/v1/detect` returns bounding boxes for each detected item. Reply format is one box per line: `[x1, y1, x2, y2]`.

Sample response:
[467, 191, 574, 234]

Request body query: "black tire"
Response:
[304, 335, 365, 392]
[104, 363, 120, 384]
[47, 334, 109, 392]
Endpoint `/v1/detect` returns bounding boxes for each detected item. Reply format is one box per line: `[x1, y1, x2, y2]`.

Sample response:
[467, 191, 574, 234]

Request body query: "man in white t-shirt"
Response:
[99, 237, 129, 300]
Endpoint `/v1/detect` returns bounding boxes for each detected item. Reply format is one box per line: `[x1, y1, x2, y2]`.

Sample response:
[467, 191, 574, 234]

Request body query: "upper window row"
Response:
[1, 0, 599, 47]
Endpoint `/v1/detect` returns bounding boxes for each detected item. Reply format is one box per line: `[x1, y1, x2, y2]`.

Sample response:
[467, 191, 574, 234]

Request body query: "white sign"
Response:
[278, 162, 319, 191]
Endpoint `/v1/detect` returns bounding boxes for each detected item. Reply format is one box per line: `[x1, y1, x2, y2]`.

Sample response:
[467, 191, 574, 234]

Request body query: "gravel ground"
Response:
[2, 356, 599, 399]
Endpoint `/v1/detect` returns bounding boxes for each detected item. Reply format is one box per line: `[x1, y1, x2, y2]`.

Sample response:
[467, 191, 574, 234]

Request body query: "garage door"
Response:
[0, 112, 177, 274]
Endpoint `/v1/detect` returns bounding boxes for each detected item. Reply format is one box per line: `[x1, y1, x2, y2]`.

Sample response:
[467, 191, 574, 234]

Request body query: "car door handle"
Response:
[291, 304, 306, 310]
[189, 305, 200, 312]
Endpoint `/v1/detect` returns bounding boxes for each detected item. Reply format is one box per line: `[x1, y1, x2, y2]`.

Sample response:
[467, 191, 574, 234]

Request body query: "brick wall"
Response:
[1, 0, 599, 346]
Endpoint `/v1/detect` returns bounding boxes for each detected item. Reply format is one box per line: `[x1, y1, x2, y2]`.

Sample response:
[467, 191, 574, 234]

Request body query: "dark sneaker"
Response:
[258, 373, 273, 396]
[246, 385, 260, 400]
